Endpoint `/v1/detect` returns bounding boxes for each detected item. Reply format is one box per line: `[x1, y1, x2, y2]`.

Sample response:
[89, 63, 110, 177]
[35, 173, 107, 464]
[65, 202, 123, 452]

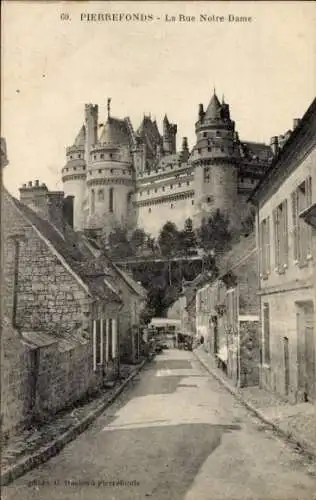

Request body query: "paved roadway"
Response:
[3, 350, 316, 500]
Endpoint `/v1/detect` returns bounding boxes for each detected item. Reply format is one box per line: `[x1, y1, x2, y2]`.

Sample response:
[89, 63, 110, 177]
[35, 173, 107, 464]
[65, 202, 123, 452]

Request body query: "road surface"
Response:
[3, 350, 316, 500]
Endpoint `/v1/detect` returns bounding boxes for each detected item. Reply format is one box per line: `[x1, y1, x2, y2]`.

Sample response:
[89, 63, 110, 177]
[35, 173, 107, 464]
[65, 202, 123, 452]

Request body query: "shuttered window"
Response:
[292, 176, 313, 264]
[273, 200, 288, 272]
[259, 216, 270, 276]
[263, 303, 270, 364]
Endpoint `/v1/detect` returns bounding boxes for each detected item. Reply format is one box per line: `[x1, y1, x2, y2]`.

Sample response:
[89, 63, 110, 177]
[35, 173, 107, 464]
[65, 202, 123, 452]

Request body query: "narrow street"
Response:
[3, 350, 316, 500]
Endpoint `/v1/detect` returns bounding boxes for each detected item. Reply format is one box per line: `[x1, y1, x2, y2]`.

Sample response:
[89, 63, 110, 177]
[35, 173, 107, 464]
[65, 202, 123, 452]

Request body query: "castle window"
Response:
[162, 186, 165, 191]
[123, 170, 126, 174]
[66, 168, 69, 172]
[99, 169, 102, 174]
[74, 167, 77, 171]
[178, 183, 181, 187]
[83, 166, 86, 170]
[171, 204, 174, 209]
[208, 147, 212, 152]
[192, 200, 194, 205]
[170, 184, 173, 189]
[91, 189, 95, 215]
[111, 169, 114, 173]
[94, 155, 97, 160]
[98, 189, 104, 201]
[110, 153, 113, 159]
[148, 208, 151, 213]
[147, 190, 150, 195]
[216, 131, 221, 137]
[70, 155, 73, 159]
[109, 187, 114, 213]
[155, 188, 157, 193]
[78, 154, 81, 159]
[203, 132, 207, 137]
[207, 196, 212, 203]
[198, 149, 201, 154]
[100, 154, 104, 159]
[187, 181, 190, 186]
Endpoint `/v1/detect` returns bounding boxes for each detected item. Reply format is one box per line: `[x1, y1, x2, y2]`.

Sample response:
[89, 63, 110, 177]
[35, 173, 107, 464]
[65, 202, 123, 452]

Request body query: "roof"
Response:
[21, 331, 59, 348]
[7, 191, 122, 304]
[204, 93, 222, 120]
[74, 125, 86, 147]
[99, 117, 131, 145]
[76, 232, 147, 298]
[250, 97, 316, 203]
[240, 141, 273, 163]
[1, 137, 8, 167]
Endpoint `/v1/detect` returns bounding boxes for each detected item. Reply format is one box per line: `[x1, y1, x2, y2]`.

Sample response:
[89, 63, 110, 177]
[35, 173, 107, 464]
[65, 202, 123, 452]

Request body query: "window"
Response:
[273, 200, 288, 272]
[162, 186, 165, 191]
[203, 132, 207, 138]
[73, 167, 76, 171]
[259, 217, 270, 276]
[100, 154, 104, 159]
[98, 169, 102, 174]
[187, 181, 190, 186]
[207, 196, 211, 203]
[94, 155, 97, 160]
[70, 155, 73, 159]
[170, 184, 173, 189]
[91, 189, 95, 215]
[93, 319, 103, 370]
[292, 176, 313, 264]
[207, 147, 212, 152]
[98, 189, 104, 201]
[147, 190, 150, 195]
[155, 188, 157, 193]
[178, 183, 181, 187]
[171, 204, 174, 209]
[109, 187, 114, 213]
[108, 319, 113, 360]
[263, 303, 270, 364]
[110, 169, 114, 173]
[148, 208, 151, 213]
[192, 200, 194, 205]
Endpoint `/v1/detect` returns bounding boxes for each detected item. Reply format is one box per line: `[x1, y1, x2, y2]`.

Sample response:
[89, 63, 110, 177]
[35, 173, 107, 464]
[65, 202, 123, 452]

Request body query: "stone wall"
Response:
[0, 318, 32, 440]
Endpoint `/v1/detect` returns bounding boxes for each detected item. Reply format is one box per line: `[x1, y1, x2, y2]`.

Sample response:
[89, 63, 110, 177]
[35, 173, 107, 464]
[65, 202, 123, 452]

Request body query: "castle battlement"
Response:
[61, 93, 273, 237]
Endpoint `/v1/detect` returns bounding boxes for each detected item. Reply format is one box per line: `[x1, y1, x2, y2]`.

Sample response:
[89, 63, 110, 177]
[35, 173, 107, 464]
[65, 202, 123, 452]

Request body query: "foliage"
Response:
[197, 209, 232, 255]
[178, 218, 197, 253]
[157, 221, 180, 256]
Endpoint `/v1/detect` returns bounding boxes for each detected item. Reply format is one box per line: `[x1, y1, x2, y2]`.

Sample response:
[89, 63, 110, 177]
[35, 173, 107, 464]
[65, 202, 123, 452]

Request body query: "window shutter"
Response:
[263, 303, 270, 364]
[266, 217, 270, 273]
[259, 221, 264, 274]
[273, 209, 279, 268]
[283, 200, 288, 266]
[291, 191, 298, 261]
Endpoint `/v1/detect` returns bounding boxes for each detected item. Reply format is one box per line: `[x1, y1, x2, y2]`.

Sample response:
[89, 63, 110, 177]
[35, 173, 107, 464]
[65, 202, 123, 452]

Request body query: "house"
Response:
[250, 98, 316, 404]
[195, 233, 260, 387]
[1, 161, 123, 439]
[74, 235, 147, 364]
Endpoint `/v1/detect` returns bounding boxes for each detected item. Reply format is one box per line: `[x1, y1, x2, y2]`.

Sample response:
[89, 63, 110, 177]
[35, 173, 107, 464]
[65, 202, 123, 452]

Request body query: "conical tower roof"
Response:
[204, 92, 222, 120]
[99, 117, 130, 145]
[73, 125, 86, 147]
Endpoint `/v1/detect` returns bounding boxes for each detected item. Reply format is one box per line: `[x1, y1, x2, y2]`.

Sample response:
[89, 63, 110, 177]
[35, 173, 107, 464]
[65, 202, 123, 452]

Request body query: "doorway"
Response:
[296, 301, 315, 402]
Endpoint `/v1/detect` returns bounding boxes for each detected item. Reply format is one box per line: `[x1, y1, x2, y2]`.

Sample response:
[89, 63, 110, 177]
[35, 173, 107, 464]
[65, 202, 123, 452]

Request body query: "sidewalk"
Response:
[0, 360, 146, 487]
[194, 347, 316, 460]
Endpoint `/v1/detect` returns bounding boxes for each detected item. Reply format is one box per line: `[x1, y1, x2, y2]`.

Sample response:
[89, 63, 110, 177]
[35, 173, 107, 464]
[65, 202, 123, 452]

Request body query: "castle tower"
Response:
[163, 114, 177, 155]
[62, 125, 87, 230]
[86, 100, 135, 236]
[191, 91, 240, 228]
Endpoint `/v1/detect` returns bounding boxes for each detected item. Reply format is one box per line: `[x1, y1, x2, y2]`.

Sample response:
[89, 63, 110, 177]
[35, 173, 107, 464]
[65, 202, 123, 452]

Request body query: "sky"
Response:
[2, 1, 315, 196]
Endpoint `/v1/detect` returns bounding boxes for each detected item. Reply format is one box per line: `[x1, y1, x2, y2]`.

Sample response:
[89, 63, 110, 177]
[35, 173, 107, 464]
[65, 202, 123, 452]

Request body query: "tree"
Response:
[130, 228, 147, 254]
[179, 217, 197, 253]
[107, 225, 133, 258]
[158, 221, 180, 256]
[198, 209, 232, 255]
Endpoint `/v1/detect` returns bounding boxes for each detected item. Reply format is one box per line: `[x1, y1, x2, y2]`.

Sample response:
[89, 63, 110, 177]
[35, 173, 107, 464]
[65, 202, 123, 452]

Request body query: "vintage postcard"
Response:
[1, 1, 316, 499]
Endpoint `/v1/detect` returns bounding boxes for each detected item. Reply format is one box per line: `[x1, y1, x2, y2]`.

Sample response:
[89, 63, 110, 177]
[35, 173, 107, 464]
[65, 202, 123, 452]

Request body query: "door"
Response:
[284, 337, 289, 396]
[305, 303, 315, 401]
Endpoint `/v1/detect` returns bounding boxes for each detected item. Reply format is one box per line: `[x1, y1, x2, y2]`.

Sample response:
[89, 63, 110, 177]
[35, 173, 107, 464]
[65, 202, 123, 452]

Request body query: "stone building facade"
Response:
[251, 97, 316, 404]
[62, 92, 274, 238]
[195, 233, 260, 388]
[1, 167, 126, 438]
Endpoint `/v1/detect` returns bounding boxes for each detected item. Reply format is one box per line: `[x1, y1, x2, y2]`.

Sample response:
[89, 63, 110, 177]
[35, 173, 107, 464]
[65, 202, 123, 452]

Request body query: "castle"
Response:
[60, 91, 275, 238]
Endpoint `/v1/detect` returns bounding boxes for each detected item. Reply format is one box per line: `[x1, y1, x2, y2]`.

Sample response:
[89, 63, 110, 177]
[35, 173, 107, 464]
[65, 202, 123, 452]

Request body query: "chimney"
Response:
[20, 181, 49, 212]
[270, 136, 279, 155]
[293, 118, 301, 129]
[1, 137, 9, 168]
[198, 104, 205, 121]
[63, 195, 74, 228]
[47, 191, 66, 233]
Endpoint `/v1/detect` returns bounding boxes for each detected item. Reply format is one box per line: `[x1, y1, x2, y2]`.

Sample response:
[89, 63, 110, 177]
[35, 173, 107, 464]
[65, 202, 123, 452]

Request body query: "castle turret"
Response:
[62, 125, 87, 230]
[191, 90, 240, 228]
[163, 114, 177, 155]
[85, 104, 98, 164]
[86, 101, 135, 236]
